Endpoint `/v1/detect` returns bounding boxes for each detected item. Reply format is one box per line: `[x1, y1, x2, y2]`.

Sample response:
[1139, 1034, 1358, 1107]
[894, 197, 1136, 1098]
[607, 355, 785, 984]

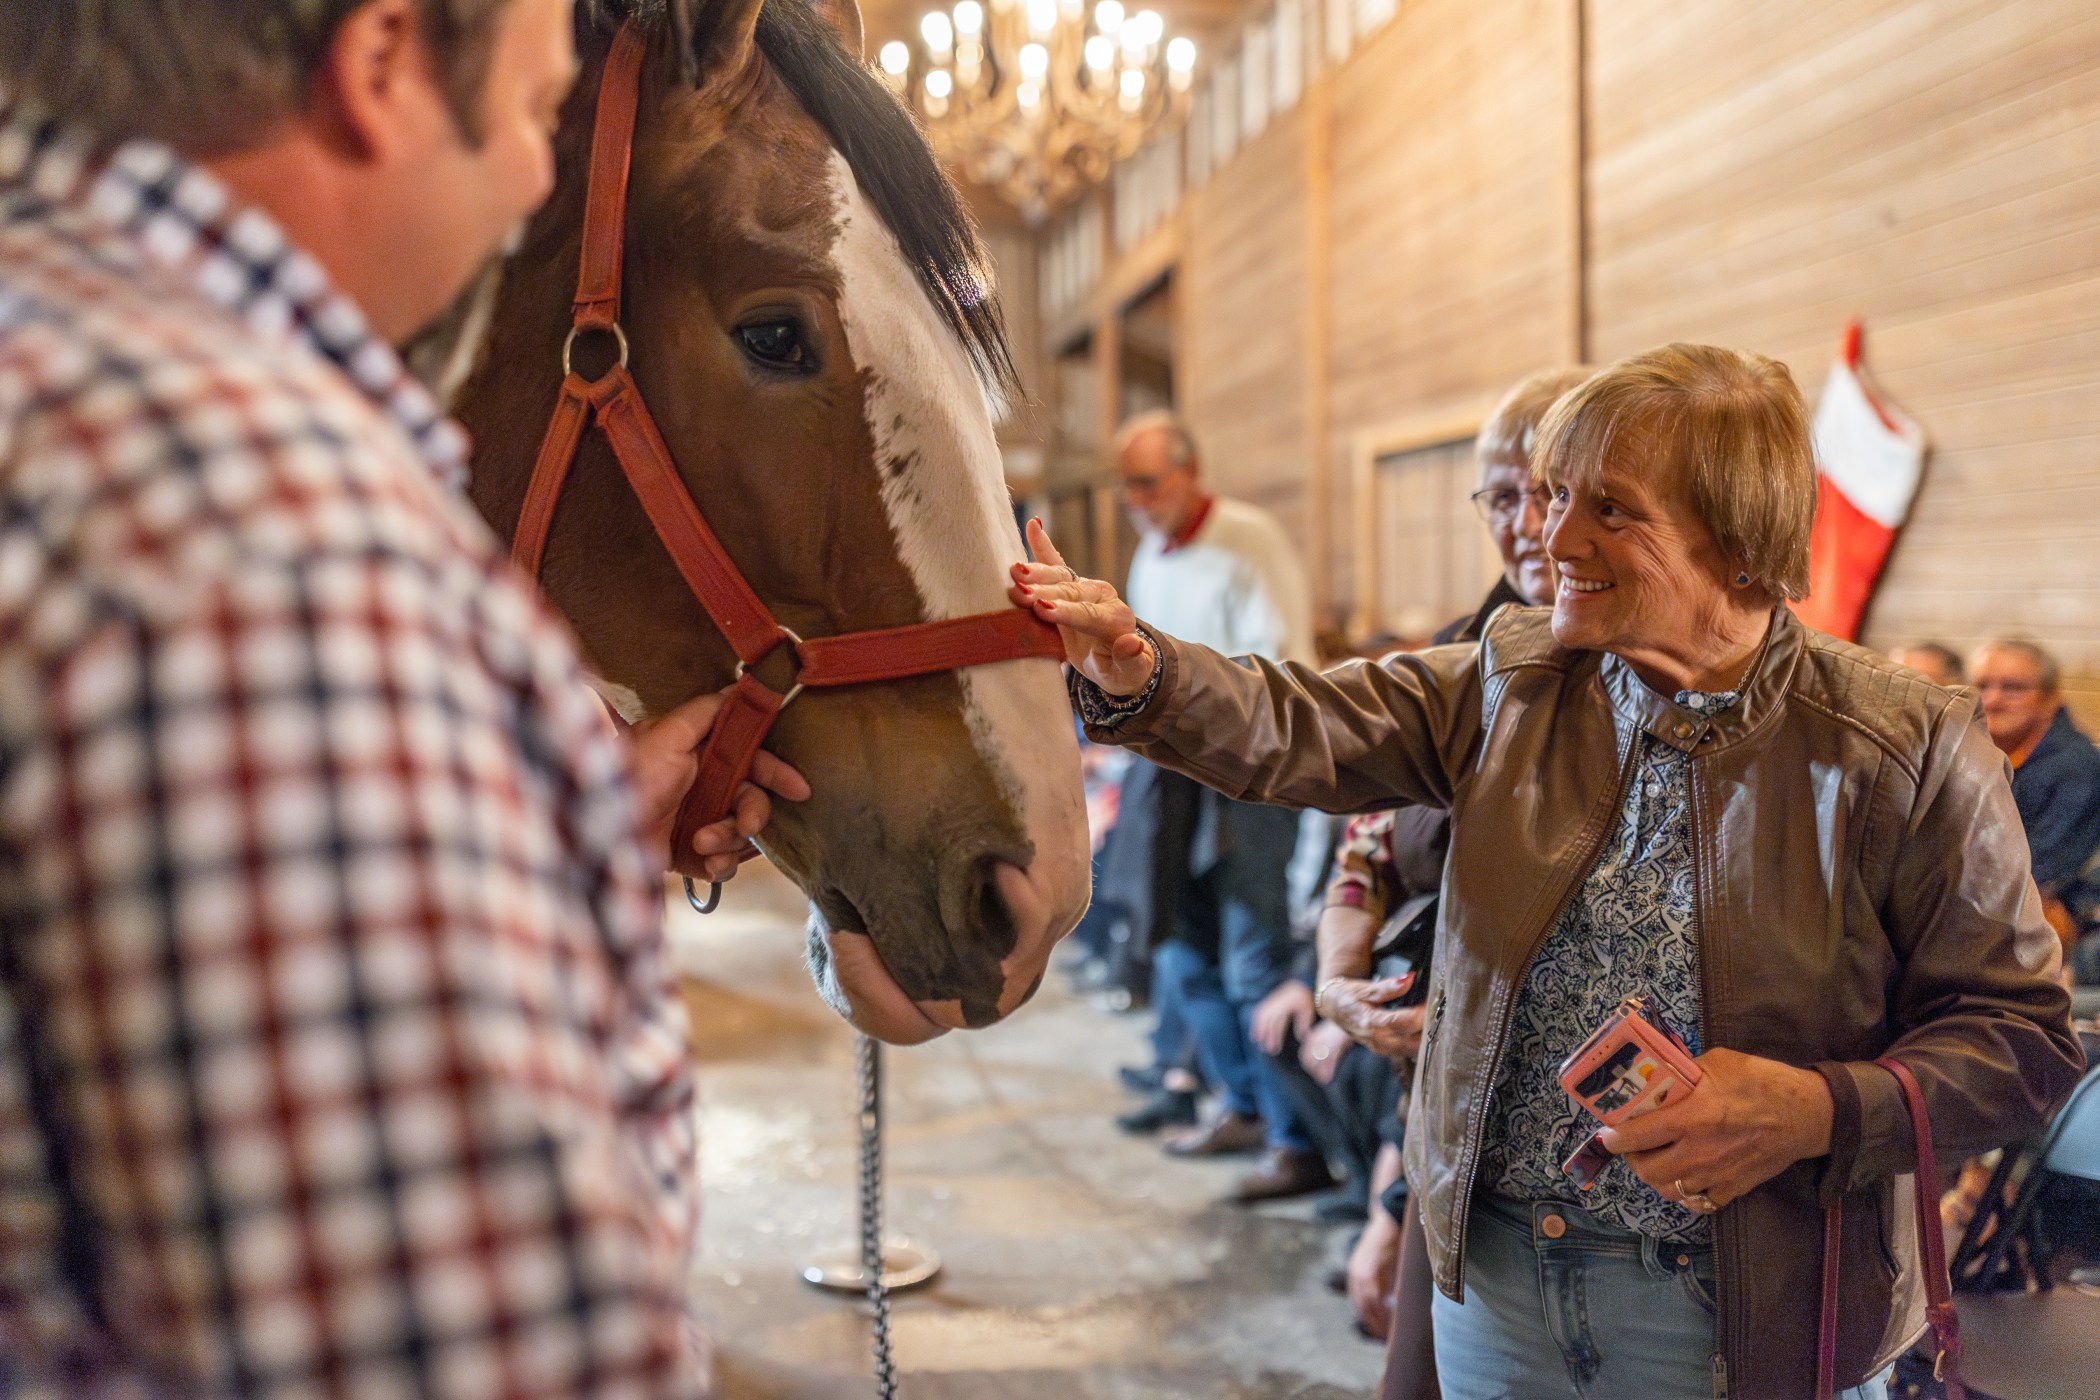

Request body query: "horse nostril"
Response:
[967, 855, 1018, 954]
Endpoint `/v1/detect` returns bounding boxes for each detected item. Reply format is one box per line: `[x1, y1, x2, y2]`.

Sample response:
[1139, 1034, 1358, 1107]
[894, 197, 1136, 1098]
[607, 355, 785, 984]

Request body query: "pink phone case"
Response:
[1556, 998, 1703, 1128]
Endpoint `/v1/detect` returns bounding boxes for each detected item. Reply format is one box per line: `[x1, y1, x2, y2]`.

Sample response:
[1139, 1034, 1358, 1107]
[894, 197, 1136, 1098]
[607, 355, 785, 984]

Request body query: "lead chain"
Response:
[855, 1034, 899, 1399]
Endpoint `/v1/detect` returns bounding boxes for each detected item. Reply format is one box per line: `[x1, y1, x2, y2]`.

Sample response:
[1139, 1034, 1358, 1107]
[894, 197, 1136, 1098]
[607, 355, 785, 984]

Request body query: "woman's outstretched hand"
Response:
[1009, 518, 1157, 696]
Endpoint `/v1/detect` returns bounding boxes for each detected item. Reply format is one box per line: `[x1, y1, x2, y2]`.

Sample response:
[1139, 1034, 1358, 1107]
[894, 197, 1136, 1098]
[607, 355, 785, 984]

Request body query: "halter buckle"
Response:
[735, 626, 807, 711]
[561, 321, 631, 380]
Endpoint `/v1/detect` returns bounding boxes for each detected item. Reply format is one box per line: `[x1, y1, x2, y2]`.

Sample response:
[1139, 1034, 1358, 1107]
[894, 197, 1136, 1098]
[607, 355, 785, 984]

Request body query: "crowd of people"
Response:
[1053, 363, 2099, 1398]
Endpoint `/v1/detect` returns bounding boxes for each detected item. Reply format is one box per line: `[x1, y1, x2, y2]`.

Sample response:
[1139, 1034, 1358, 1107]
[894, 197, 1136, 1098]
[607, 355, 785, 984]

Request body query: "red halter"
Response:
[517, 24, 1065, 880]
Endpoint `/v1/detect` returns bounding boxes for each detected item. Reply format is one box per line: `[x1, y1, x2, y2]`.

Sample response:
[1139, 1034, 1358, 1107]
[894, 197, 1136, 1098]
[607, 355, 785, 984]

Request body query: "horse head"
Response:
[450, 0, 1090, 1042]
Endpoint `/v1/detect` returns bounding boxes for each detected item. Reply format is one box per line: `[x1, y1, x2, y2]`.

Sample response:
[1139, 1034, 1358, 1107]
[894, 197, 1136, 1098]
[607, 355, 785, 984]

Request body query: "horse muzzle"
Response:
[804, 855, 1086, 1044]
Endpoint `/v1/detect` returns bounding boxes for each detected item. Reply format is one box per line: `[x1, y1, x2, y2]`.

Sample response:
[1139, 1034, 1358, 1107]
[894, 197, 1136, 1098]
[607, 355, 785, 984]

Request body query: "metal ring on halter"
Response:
[683, 876, 722, 915]
[735, 625, 807, 710]
[561, 321, 631, 378]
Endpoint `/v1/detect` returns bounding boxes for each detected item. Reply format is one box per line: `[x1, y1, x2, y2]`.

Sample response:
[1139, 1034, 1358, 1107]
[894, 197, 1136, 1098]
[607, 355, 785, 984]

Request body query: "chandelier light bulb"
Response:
[911, 0, 1183, 221]
[880, 40, 911, 74]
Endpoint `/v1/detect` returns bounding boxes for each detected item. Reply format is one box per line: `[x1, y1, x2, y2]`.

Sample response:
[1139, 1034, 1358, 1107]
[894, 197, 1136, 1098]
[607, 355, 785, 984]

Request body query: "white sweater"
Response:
[1126, 496, 1315, 668]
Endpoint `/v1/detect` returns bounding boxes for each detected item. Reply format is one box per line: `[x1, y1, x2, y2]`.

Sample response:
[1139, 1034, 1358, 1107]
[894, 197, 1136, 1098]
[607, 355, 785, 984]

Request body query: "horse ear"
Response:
[812, 0, 866, 59]
[687, 0, 766, 80]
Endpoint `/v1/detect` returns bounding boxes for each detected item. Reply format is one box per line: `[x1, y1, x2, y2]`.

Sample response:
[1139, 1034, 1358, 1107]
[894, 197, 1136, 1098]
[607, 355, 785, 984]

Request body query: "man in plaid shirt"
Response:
[0, 2, 808, 1394]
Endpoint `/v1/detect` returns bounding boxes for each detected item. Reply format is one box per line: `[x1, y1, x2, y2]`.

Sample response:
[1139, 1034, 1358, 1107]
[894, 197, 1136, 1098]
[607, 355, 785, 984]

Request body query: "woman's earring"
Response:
[1735, 571, 1752, 587]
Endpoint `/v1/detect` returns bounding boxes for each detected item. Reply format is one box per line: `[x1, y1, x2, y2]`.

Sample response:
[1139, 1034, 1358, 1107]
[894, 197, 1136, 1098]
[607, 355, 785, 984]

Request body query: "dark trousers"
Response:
[1268, 1037, 1402, 1208]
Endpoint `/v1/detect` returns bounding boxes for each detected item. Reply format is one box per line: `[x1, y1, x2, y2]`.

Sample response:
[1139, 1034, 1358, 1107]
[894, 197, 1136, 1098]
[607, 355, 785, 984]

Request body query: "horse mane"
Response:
[582, 0, 1016, 392]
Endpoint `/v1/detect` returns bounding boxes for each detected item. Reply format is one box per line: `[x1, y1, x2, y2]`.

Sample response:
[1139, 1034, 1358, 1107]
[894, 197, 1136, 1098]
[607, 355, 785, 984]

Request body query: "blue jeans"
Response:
[1433, 1195, 1891, 1400]
[1151, 939, 1312, 1153]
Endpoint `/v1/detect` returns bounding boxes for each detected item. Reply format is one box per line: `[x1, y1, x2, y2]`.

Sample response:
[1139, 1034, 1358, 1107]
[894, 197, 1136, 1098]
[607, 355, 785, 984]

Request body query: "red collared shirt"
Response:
[1159, 494, 1215, 553]
[0, 101, 706, 1395]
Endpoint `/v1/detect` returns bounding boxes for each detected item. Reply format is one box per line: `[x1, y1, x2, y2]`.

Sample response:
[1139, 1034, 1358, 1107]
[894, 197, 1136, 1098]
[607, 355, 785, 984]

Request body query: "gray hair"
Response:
[1113, 409, 1199, 472]
[1976, 638, 2062, 694]
[0, 1, 512, 155]
[1477, 366, 1593, 478]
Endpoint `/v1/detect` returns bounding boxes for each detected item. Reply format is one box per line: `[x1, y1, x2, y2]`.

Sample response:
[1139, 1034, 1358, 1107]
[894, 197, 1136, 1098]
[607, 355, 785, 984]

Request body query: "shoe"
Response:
[1232, 1147, 1339, 1203]
[1115, 1089, 1198, 1135]
[1162, 1110, 1266, 1157]
[1118, 1064, 1165, 1094]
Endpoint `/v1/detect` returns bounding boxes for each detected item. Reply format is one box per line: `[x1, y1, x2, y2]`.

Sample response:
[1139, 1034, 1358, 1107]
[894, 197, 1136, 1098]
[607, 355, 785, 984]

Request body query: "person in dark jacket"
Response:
[1972, 639, 2100, 977]
[1318, 367, 1586, 1389]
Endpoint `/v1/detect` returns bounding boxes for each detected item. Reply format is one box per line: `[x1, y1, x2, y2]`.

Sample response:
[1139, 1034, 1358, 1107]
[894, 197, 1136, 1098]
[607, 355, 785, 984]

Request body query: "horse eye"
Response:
[737, 318, 812, 372]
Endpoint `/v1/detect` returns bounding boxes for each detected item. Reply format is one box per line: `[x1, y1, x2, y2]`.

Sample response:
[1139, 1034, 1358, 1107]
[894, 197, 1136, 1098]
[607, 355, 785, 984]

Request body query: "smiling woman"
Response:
[1014, 341, 2082, 1397]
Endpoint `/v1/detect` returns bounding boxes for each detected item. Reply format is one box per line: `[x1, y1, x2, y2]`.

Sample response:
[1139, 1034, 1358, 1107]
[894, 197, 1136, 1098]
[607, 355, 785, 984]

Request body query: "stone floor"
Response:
[668, 861, 1385, 1400]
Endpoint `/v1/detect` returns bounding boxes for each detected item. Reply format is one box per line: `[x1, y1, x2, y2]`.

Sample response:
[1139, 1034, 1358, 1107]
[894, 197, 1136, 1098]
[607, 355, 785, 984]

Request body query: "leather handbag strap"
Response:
[1816, 1057, 1964, 1398]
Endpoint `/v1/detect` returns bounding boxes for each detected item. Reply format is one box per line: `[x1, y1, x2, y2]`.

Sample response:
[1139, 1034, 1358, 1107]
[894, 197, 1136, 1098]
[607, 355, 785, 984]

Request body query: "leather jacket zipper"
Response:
[1447, 729, 1639, 1296]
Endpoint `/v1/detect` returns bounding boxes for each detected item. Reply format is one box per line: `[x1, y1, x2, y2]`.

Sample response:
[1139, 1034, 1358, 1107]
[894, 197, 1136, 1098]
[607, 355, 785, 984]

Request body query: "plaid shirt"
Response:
[0, 102, 707, 1397]
[1323, 813, 1401, 921]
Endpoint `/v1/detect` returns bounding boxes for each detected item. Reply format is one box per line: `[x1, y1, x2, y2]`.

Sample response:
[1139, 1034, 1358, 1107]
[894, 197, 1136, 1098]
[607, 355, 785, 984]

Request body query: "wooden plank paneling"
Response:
[1324, 0, 1580, 609]
[1043, 0, 2100, 716]
[1587, 0, 2100, 707]
[1181, 105, 1313, 513]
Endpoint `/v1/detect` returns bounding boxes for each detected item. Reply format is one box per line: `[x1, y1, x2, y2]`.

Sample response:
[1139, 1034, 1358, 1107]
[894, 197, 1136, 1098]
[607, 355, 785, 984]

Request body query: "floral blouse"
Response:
[1478, 688, 1741, 1243]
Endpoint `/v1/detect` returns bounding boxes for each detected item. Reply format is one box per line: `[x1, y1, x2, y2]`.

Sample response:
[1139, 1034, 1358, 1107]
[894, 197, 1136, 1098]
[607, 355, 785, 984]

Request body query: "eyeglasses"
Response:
[1470, 484, 1551, 526]
[1119, 468, 1191, 497]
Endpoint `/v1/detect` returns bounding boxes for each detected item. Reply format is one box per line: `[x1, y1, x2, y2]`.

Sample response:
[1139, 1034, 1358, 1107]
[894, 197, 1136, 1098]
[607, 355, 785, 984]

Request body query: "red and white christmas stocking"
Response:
[1793, 322, 1927, 641]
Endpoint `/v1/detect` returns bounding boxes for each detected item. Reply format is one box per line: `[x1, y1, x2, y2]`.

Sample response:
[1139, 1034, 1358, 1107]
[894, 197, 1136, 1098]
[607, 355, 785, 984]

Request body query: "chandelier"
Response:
[878, 0, 1198, 224]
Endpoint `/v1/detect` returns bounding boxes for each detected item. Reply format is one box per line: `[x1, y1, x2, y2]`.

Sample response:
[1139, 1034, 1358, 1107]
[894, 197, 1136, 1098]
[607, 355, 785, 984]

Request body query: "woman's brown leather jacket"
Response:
[1082, 605, 2081, 1397]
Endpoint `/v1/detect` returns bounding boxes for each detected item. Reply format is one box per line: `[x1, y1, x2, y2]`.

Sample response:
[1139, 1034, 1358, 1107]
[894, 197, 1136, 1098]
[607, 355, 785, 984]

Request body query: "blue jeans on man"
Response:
[1151, 798, 1315, 1155]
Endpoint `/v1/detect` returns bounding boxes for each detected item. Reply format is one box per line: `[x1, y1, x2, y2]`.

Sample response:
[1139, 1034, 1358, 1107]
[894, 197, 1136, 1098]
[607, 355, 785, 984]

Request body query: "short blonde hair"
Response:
[1532, 343, 1816, 601]
[1476, 366, 1593, 474]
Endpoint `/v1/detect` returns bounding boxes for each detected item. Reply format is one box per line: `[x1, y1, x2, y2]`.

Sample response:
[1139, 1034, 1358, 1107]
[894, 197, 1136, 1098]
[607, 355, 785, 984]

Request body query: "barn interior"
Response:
[684, 4, 2100, 1396]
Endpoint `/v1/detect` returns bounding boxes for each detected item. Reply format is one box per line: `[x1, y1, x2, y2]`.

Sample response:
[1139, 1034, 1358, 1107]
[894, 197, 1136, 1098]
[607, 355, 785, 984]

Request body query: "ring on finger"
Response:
[1674, 1178, 1719, 1214]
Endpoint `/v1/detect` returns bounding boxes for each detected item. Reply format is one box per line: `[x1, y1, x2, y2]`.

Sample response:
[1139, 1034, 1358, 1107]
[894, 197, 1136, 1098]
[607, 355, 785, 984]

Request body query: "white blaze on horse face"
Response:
[826, 153, 1089, 950]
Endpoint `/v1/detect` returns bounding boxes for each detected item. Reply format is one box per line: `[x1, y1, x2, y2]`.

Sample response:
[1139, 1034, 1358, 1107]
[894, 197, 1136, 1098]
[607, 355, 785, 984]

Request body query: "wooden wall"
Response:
[1586, 0, 2100, 713]
[1181, 105, 1314, 544]
[1056, 0, 2100, 705]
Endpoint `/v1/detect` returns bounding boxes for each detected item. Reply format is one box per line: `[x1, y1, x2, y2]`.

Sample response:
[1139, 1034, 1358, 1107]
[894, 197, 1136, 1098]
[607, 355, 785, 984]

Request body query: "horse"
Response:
[437, 0, 1090, 1044]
